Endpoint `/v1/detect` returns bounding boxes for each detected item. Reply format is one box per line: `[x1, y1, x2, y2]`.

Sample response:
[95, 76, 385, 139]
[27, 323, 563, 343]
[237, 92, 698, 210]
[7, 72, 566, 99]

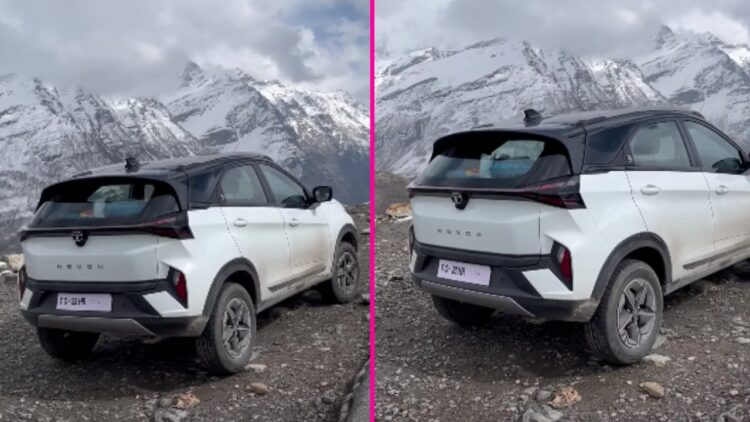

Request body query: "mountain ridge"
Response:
[375, 25, 750, 177]
[0, 62, 368, 252]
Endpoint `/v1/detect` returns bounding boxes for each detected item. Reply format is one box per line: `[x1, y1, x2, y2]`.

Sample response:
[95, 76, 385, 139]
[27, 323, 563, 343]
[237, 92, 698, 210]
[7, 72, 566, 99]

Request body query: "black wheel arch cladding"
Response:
[591, 232, 671, 304]
[202, 258, 261, 316]
[336, 223, 358, 250]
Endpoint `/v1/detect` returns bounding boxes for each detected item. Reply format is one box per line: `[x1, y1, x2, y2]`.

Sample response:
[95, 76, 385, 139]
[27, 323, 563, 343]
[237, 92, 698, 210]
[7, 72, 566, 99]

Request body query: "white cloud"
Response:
[0, 0, 368, 101]
[668, 10, 750, 44]
[375, 0, 750, 59]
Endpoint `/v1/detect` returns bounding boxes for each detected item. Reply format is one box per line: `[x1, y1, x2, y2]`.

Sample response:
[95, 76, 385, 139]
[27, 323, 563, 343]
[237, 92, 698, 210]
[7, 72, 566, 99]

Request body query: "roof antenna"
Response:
[523, 108, 543, 126]
[125, 157, 140, 172]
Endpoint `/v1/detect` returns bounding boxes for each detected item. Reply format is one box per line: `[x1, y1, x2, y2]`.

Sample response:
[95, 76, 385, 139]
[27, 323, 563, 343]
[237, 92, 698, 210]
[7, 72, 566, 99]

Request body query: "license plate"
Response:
[56, 293, 112, 312]
[437, 259, 491, 286]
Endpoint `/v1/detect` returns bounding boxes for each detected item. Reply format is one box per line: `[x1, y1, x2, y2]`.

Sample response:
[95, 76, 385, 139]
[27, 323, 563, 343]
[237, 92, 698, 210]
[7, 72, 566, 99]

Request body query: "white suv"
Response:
[19, 153, 360, 373]
[408, 107, 750, 364]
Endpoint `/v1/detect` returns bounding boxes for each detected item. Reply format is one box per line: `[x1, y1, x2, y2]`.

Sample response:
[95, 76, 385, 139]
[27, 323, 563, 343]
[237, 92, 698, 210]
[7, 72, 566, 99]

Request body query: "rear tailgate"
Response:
[21, 176, 189, 282]
[410, 130, 582, 262]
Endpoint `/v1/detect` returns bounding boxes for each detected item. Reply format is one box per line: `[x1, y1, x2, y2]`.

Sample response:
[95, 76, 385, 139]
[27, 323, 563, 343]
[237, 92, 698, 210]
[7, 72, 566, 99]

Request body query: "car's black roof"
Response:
[468, 107, 705, 137]
[72, 152, 273, 179]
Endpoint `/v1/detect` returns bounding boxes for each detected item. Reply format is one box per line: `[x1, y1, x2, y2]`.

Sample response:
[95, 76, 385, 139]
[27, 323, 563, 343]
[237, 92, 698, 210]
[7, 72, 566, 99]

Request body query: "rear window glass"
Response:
[31, 179, 180, 228]
[417, 136, 571, 189]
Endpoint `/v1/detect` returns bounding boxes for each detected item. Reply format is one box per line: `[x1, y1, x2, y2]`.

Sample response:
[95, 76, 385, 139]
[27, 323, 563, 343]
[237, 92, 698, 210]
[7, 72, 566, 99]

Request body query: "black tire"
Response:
[432, 295, 494, 326]
[37, 328, 99, 361]
[196, 282, 256, 374]
[584, 259, 663, 364]
[319, 242, 360, 304]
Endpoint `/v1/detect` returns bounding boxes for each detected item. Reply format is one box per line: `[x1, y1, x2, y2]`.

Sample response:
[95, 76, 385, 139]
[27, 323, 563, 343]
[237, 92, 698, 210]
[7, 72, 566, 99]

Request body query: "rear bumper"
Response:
[22, 312, 207, 336]
[410, 241, 598, 322]
[20, 277, 206, 336]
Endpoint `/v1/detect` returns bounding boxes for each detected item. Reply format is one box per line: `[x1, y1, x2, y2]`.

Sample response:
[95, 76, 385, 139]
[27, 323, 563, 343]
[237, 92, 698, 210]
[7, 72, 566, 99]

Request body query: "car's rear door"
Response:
[217, 164, 292, 292]
[257, 163, 330, 280]
[623, 119, 715, 281]
[681, 119, 750, 262]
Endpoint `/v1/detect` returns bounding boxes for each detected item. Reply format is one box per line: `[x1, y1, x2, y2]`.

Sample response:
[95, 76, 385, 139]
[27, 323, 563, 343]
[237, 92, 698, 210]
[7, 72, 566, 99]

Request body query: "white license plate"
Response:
[56, 293, 112, 312]
[437, 259, 491, 286]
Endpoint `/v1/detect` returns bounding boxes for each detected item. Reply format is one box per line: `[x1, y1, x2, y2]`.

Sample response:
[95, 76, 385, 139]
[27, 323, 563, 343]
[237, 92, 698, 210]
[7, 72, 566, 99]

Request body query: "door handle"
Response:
[640, 184, 661, 196]
[233, 218, 248, 228]
[716, 185, 729, 195]
[289, 218, 300, 227]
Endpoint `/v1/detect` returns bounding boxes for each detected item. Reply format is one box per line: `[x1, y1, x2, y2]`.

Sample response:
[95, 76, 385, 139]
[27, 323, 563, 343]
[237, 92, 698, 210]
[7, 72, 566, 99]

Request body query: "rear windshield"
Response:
[30, 179, 180, 228]
[417, 135, 572, 189]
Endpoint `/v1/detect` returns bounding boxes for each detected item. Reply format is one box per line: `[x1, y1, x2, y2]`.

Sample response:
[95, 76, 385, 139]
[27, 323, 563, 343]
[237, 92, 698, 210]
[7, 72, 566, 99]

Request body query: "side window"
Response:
[628, 121, 691, 168]
[684, 121, 744, 174]
[219, 166, 268, 206]
[259, 165, 308, 208]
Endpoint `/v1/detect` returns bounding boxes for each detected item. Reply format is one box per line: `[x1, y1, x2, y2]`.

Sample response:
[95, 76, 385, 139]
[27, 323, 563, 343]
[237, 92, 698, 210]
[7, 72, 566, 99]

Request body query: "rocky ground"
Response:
[0, 208, 370, 422]
[376, 217, 750, 422]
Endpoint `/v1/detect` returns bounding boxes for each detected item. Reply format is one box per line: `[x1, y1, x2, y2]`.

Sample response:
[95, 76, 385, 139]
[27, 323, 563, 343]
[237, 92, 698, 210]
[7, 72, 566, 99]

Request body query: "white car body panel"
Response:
[625, 170, 715, 280]
[702, 172, 750, 258]
[411, 196, 542, 255]
[219, 206, 292, 297]
[24, 234, 160, 282]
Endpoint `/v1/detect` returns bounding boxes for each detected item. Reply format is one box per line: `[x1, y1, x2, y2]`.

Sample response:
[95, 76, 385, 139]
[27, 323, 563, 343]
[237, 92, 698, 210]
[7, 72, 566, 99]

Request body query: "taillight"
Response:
[169, 269, 188, 306]
[554, 243, 573, 290]
[146, 212, 193, 239]
[17, 267, 26, 302]
[407, 225, 415, 252]
[524, 176, 585, 209]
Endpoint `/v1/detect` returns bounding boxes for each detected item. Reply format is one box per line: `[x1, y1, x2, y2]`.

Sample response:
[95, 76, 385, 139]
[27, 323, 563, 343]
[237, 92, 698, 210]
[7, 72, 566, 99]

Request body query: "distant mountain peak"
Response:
[654, 25, 677, 49]
[179, 61, 205, 87]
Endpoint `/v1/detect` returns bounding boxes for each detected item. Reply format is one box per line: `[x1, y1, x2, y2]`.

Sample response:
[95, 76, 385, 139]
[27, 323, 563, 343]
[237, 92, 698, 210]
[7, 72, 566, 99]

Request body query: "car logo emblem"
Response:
[451, 192, 468, 210]
[71, 230, 88, 247]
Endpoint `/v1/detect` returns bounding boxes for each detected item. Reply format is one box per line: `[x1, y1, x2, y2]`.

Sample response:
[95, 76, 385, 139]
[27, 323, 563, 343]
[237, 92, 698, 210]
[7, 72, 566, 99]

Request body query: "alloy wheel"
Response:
[222, 297, 252, 359]
[336, 251, 358, 295]
[616, 278, 657, 348]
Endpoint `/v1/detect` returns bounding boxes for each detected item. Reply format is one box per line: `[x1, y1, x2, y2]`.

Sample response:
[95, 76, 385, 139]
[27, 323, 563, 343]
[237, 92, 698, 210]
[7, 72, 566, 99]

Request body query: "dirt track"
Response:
[0, 209, 370, 422]
[376, 218, 750, 422]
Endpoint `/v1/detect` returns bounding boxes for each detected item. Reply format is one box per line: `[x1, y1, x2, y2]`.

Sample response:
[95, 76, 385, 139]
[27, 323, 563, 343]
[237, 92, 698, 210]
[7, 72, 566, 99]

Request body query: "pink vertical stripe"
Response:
[368, 0, 376, 420]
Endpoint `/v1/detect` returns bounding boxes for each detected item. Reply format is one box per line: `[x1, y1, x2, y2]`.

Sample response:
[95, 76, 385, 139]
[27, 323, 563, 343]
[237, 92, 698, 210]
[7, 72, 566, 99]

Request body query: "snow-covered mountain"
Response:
[0, 63, 368, 252]
[376, 25, 750, 176]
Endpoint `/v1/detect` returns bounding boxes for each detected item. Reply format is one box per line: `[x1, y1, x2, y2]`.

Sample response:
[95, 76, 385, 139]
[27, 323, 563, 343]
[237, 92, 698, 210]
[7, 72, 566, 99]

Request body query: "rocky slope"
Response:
[376, 25, 750, 177]
[0, 63, 368, 252]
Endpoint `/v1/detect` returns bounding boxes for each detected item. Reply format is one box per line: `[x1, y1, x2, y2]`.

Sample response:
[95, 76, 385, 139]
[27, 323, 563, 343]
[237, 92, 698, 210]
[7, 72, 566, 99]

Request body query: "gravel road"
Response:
[376, 218, 750, 422]
[0, 209, 370, 422]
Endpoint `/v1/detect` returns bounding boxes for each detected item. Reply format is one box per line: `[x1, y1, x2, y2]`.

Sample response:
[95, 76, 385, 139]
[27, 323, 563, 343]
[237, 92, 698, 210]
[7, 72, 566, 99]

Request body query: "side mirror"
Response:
[312, 186, 333, 202]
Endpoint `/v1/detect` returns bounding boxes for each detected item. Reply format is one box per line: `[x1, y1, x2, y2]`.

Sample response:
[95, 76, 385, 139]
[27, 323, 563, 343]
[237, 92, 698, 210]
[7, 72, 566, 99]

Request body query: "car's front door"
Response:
[624, 119, 715, 282]
[681, 119, 750, 261]
[257, 164, 330, 280]
[218, 164, 292, 293]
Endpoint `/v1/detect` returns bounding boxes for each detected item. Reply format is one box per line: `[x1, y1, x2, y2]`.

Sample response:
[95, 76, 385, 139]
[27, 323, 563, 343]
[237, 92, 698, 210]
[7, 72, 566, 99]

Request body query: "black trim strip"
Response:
[683, 242, 750, 270]
[414, 240, 541, 268]
[27, 278, 162, 293]
[268, 264, 326, 293]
